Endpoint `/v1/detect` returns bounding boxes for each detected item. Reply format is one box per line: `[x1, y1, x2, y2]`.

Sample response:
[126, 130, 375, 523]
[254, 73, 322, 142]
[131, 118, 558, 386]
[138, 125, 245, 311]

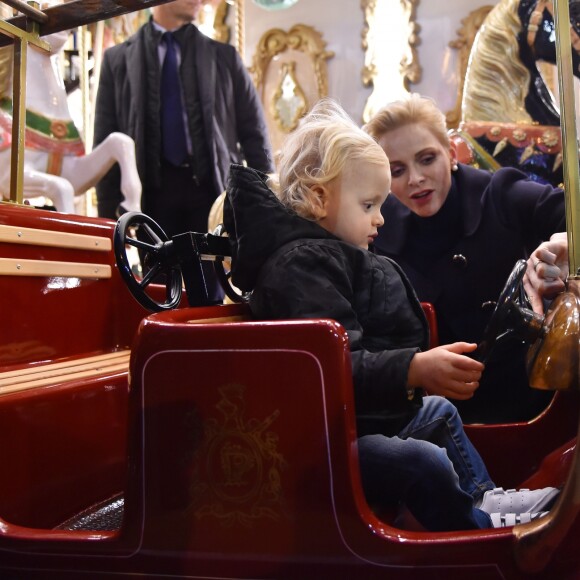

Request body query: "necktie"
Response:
[161, 32, 189, 166]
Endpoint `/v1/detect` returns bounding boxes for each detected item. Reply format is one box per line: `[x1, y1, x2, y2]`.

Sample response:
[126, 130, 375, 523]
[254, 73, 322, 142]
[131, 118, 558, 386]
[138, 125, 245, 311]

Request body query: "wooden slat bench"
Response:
[0, 350, 131, 394]
[0, 204, 152, 528]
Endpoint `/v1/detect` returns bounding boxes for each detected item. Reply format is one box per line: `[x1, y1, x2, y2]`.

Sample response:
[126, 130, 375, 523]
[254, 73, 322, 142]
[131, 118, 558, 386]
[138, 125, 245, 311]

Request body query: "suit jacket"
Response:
[94, 20, 273, 216]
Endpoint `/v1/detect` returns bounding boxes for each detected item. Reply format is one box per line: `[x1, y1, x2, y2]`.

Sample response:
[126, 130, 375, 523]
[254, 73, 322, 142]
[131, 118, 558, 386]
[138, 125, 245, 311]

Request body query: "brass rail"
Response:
[0, 1, 49, 206]
[0, 0, 173, 47]
[553, 0, 580, 277]
[1, 0, 46, 22]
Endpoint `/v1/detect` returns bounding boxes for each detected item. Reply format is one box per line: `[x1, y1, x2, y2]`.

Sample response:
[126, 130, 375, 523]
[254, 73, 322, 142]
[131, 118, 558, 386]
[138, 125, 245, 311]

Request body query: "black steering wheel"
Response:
[473, 259, 544, 363]
[210, 223, 250, 304]
[114, 212, 182, 312]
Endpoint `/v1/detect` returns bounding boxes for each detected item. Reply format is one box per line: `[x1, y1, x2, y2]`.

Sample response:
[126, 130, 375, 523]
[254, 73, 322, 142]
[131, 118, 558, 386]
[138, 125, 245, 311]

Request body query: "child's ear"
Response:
[310, 185, 329, 218]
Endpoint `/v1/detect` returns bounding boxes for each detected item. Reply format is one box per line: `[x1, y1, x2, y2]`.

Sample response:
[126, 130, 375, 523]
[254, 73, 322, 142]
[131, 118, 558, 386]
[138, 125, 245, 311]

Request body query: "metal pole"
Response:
[9, 33, 25, 204]
[1, 0, 46, 22]
[1, 1, 49, 205]
[553, 0, 580, 277]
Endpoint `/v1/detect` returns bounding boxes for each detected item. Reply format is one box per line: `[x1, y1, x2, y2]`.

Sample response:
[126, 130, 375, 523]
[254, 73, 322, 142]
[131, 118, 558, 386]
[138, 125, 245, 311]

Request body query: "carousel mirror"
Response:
[361, 0, 421, 122]
[272, 61, 307, 132]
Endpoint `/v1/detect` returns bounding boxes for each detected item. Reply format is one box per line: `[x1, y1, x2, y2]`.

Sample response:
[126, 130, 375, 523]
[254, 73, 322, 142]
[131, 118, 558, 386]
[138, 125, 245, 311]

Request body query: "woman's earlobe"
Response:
[449, 144, 459, 172]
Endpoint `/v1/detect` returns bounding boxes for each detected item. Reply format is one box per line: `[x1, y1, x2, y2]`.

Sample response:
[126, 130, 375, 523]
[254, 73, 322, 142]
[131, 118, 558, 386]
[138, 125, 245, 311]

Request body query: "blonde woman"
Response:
[364, 93, 565, 424]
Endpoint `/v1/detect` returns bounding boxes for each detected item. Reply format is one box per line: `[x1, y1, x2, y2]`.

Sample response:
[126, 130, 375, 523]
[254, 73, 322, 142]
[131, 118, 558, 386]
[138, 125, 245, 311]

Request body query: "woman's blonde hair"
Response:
[271, 98, 389, 221]
[363, 93, 450, 149]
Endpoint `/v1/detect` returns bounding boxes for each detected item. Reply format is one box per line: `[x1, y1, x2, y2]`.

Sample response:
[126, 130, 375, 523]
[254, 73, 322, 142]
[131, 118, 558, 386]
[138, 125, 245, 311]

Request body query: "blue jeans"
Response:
[358, 396, 495, 531]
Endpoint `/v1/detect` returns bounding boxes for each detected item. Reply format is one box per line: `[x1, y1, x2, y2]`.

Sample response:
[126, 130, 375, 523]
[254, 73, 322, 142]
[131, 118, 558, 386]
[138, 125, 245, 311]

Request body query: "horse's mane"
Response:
[462, 0, 533, 123]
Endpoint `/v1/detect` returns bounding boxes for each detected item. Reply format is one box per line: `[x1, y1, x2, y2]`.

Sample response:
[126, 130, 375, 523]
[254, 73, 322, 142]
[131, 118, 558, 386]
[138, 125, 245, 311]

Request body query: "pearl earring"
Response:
[451, 163, 458, 172]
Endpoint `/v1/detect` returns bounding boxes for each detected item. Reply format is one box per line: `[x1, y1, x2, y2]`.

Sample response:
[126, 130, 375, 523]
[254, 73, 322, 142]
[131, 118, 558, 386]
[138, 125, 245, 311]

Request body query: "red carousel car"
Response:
[1, 189, 578, 579]
[0, 1, 579, 579]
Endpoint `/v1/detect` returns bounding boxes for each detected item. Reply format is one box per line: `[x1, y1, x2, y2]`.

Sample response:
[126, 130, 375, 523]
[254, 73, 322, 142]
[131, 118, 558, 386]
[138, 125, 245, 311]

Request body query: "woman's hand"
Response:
[407, 342, 484, 400]
[523, 232, 568, 315]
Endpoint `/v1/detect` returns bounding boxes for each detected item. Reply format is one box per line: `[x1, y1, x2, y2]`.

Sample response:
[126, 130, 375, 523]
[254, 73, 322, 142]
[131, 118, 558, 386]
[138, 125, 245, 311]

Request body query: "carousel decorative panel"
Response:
[250, 24, 334, 158]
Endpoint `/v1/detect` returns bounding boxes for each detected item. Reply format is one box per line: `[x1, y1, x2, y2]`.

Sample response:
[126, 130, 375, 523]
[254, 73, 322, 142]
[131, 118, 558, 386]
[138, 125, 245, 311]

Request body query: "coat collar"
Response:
[170, 23, 216, 141]
[124, 24, 153, 117]
[375, 164, 492, 256]
[190, 25, 216, 131]
[124, 21, 216, 134]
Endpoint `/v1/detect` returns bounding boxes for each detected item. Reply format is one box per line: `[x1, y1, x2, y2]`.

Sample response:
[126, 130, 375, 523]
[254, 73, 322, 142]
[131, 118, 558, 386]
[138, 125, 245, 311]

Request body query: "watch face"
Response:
[252, 0, 299, 10]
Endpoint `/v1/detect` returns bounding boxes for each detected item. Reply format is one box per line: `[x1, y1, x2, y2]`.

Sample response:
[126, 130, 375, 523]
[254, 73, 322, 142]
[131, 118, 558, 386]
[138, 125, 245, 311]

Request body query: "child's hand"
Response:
[407, 342, 484, 400]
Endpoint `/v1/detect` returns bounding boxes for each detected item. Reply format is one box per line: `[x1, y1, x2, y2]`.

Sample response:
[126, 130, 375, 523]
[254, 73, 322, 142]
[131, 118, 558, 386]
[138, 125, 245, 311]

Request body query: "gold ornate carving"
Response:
[250, 24, 333, 151]
[541, 129, 559, 148]
[361, 0, 375, 87]
[251, 24, 333, 101]
[361, 0, 421, 122]
[191, 384, 287, 527]
[446, 5, 493, 129]
[234, 0, 245, 60]
[197, 0, 231, 44]
[213, 1, 229, 43]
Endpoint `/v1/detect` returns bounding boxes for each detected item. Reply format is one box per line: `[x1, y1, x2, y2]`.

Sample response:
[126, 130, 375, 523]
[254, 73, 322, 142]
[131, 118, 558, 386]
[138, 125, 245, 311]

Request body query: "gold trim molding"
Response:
[234, 0, 245, 60]
[361, 0, 421, 122]
[197, 0, 231, 44]
[250, 24, 334, 103]
[446, 5, 493, 129]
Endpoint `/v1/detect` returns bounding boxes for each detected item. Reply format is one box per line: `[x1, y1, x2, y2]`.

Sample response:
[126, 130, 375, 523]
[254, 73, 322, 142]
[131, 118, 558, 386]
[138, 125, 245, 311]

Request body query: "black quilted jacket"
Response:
[224, 164, 429, 436]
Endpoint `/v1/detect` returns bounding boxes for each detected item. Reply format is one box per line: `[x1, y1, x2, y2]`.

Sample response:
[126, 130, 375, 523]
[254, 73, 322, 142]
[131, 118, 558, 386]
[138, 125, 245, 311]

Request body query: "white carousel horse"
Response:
[0, 29, 141, 214]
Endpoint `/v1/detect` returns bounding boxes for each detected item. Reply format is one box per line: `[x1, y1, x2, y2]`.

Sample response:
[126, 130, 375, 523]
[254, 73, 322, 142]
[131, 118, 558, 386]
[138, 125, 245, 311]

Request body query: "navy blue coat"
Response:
[374, 164, 565, 422]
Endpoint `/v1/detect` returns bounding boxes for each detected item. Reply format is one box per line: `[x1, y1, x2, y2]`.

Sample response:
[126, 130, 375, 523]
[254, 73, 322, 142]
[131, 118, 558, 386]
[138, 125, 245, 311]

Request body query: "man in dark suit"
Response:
[94, 0, 274, 238]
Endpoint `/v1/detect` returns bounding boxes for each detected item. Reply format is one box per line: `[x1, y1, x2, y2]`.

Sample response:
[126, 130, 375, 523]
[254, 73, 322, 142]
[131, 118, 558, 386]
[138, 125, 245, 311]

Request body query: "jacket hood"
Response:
[224, 164, 335, 291]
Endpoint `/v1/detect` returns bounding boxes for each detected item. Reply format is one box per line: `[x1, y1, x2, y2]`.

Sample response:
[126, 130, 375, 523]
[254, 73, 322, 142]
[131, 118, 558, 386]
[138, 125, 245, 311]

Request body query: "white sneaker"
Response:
[490, 511, 548, 528]
[477, 487, 559, 515]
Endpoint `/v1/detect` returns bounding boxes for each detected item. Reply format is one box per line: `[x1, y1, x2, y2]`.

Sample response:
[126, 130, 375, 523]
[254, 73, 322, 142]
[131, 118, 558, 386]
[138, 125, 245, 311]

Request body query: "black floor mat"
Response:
[55, 493, 124, 531]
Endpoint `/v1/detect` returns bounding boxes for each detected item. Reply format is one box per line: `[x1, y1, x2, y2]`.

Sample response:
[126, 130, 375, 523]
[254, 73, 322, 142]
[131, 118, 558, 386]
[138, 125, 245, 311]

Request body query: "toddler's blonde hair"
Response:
[271, 98, 389, 221]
